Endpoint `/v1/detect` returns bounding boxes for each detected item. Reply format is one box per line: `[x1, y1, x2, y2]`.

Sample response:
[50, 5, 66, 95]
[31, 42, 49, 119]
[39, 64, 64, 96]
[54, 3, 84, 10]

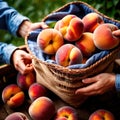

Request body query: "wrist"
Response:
[18, 20, 32, 38]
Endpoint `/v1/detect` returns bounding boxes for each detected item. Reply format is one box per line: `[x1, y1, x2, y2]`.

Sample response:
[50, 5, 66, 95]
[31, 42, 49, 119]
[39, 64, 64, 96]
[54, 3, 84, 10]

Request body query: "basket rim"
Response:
[42, 1, 120, 23]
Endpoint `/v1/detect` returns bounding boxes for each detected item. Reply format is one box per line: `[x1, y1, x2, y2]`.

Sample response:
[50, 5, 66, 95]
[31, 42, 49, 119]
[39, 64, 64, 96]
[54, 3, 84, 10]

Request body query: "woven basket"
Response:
[26, 1, 120, 107]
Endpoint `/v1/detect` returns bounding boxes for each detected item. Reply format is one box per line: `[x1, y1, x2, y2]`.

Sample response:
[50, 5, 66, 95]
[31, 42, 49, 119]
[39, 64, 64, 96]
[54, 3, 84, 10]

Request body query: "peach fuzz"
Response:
[82, 12, 104, 32]
[5, 112, 29, 120]
[54, 14, 84, 42]
[2, 84, 25, 108]
[75, 32, 96, 57]
[37, 28, 64, 55]
[28, 82, 47, 101]
[54, 106, 79, 120]
[89, 109, 115, 120]
[93, 23, 120, 50]
[17, 71, 36, 90]
[55, 44, 83, 67]
[28, 96, 55, 120]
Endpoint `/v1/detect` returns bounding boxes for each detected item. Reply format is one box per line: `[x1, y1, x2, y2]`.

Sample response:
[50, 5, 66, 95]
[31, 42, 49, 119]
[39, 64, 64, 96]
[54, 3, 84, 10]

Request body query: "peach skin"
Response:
[28, 96, 55, 120]
[54, 14, 84, 42]
[82, 12, 104, 32]
[75, 32, 96, 57]
[2, 84, 25, 108]
[17, 71, 36, 90]
[56, 117, 67, 120]
[5, 112, 29, 120]
[55, 44, 83, 67]
[37, 28, 64, 55]
[54, 106, 79, 120]
[28, 82, 47, 101]
[89, 109, 115, 120]
[93, 23, 120, 50]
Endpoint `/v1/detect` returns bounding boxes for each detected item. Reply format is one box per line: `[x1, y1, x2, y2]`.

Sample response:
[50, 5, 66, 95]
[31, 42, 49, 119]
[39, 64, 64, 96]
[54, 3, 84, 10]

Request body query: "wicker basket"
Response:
[26, 1, 120, 107]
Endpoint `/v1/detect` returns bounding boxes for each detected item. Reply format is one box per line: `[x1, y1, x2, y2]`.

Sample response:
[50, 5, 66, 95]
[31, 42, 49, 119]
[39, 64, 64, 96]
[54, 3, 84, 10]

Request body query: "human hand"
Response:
[12, 49, 34, 75]
[112, 29, 120, 37]
[75, 73, 116, 96]
[18, 21, 49, 38]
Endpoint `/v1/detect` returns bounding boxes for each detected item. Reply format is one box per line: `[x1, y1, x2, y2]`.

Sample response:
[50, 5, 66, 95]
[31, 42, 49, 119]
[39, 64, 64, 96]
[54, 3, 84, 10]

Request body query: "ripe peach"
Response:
[93, 23, 120, 50]
[54, 14, 84, 42]
[17, 71, 36, 90]
[2, 84, 25, 108]
[55, 44, 83, 67]
[5, 112, 29, 120]
[28, 96, 55, 120]
[56, 117, 67, 120]
[82, 12, 104, 32]
[37, 28, 64, 55]
[75, 32, 96, 57]
[54, 106, 79, 120]
[28, 82, 47, 101]
[89, 109, 115, 120]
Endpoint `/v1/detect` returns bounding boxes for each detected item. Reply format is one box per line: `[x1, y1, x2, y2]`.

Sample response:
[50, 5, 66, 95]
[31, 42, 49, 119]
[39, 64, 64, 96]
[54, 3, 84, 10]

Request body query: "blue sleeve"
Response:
[0, 42, 18, 64]
[0, 0, 29, 36]
[115, 74, 120, 91]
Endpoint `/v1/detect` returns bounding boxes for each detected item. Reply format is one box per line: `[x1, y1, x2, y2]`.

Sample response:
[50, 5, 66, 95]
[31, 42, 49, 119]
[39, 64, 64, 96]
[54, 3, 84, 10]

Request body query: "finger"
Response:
[82, 77, 97, 84]
[75, 84, 97, 95]
[16, 60, 33, 75]
[112, 30, 120, 37]
[30, 22, 49, 30]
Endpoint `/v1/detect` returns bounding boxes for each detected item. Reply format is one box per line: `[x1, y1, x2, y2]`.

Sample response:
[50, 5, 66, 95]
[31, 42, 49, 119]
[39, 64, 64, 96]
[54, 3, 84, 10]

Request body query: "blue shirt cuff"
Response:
[3, 44, 18, 64]
[8, 13, 29, 36]
[115, 74, 120, 91]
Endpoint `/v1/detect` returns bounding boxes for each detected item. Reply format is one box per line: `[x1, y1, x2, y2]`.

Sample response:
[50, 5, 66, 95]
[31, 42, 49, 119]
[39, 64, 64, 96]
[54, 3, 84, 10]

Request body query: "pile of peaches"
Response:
[37, 13, 120, 67]
[2, 72, 115, 120]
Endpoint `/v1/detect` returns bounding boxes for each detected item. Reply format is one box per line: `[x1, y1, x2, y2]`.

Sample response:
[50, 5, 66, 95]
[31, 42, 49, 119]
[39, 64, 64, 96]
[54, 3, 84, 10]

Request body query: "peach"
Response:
[82, 12, 104, 32]
[37, 28, 64, 55]
[28, 96, 55, 120]
[89, 109, 115, 120]
[56, 117, 67, 120]
[2, 84, 25, 108]
[54, 106, 79, 120]
[5, 112, 29, 120]
[54, 14, 84, 42]
[17, 71, 36, 90]
[28, 82, 47, 101]
[55, 44, 83, 67]
[93, 23, 120, 50]
[75, 32, 96, 57]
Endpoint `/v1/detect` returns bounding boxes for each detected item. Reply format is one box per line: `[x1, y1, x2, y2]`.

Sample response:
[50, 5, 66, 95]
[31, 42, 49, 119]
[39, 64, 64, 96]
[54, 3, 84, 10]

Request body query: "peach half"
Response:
[55, 44, 83, 67]
[93, 23, 120, 50]
[28, 96, 55, 120]
[2, 84, 25, 108]
[37, 28, 64, 55]
[89, 109, 115, 120]
[75, 32, 96, 57]
[82, 12, 104, 32]
[54, 106, 79, 120]
[54, 14, 84, 42]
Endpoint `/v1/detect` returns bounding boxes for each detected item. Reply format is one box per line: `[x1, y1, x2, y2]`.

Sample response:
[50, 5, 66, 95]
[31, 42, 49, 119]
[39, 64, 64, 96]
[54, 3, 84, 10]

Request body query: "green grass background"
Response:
[0, 0, 120, 46]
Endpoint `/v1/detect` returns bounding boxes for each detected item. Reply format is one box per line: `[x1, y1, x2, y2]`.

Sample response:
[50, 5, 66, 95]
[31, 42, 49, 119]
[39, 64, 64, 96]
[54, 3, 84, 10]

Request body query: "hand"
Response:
[112, 29, 120, 37]
[12, 49, 34, 75]
[75, 73, 116, 96]
[18, 21, 49, 38]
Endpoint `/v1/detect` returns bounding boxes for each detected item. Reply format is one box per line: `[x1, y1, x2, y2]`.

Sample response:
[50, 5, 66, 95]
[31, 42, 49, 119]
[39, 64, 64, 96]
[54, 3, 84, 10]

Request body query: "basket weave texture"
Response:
[26, 1, 120, 107]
